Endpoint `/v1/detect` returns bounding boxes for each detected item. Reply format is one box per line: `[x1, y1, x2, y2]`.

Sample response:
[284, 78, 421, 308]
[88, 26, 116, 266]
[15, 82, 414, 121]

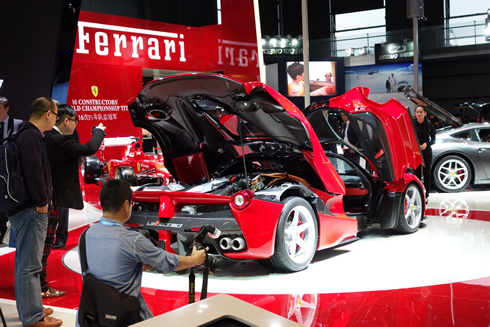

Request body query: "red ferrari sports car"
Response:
[126, 73, 425, 272]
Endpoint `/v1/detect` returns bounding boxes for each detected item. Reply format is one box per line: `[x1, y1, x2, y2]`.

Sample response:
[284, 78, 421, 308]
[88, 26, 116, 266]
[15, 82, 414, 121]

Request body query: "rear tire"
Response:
[267, 197, 318, 273]
[81, 156, 100, 184]
[114, 166, 137, 186]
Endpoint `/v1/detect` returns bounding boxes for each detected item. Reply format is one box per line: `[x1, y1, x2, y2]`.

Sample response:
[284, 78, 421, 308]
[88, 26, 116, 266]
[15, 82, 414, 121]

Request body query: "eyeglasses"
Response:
[67, 117, 79, 125]
[46, 110, 59, 120]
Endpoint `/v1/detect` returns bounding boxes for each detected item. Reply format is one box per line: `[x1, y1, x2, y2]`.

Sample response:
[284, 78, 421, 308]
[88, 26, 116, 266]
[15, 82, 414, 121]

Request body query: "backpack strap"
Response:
[80, 228, 89, 274]
[7, 118, 14, 138]
[0, 119, 22, 144]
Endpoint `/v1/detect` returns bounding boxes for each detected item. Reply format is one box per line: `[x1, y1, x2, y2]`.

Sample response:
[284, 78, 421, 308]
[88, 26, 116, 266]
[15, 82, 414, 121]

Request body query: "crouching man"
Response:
[77, 179, 207, 321]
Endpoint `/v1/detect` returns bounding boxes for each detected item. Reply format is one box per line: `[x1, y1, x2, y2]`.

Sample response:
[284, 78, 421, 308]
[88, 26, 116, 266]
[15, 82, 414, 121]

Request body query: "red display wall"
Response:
[67, 0, 260, 142]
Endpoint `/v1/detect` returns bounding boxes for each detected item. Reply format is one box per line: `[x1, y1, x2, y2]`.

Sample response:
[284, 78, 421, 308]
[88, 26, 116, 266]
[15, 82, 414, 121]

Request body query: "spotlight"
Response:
[0, 79, 3, 88]
[296, 35, 302, 42]
[286, 35, 292, 43]
[264, 35, 270, 42]
[345, 48, 354, 56]
[358, 47, 368, 55]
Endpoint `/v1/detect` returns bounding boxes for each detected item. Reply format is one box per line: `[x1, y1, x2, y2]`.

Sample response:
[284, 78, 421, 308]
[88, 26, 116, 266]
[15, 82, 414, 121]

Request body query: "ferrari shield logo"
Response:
[137, 163, 141, 172]
[91, 85, 98, 97]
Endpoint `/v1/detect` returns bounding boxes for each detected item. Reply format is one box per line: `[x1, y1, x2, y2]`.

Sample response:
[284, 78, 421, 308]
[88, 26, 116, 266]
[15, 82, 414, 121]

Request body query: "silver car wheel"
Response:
[404, 185, 423, 229]
[436, 159, 469, 191]
[284, 205, 316, 264]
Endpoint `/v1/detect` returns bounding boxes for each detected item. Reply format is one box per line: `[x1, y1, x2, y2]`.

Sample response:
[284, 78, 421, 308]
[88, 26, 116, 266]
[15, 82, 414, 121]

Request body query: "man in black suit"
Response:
[340, 112, 361, 163]
[41, 104, 106, 297]
[0, 96, 24, 243]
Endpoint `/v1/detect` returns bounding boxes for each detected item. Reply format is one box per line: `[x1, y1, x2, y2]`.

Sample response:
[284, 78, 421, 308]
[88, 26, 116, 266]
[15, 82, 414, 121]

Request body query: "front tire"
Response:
[433, 155, 472, 193]
[114, 166, 137, 186]
[395, 183, 423, 234]
[265, 197, 318, 273]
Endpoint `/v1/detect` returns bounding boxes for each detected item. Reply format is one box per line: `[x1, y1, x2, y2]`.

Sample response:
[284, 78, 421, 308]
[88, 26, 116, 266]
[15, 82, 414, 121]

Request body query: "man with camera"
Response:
[78, 179, 207, 321]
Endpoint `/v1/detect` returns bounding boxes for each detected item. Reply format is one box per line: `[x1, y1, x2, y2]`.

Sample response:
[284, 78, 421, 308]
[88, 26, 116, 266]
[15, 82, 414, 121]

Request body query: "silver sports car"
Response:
[431, 123, 490, 192]
[404, 88, 490, 193]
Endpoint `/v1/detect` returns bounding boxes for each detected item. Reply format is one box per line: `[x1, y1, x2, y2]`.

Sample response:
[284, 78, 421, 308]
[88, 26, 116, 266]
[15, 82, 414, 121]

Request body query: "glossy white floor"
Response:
[1, 190, 489, 326]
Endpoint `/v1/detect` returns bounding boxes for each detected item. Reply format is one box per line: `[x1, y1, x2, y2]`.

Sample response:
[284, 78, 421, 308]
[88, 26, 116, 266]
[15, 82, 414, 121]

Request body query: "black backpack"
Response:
[0, 121, 29, 212]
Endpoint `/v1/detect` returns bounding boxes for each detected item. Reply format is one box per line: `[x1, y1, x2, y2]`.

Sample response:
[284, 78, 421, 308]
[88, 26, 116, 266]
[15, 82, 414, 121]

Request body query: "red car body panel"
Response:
[317, 213, 357, 250]
[226, 200, 284, 259]
[387, 173, 426, 196]
[329, 87, 423, 180]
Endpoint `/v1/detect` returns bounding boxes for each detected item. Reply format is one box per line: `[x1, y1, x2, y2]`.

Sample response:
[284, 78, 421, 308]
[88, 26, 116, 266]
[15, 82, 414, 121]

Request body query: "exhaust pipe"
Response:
[231, 237, 246, 251]
[219, 237, 233, 251]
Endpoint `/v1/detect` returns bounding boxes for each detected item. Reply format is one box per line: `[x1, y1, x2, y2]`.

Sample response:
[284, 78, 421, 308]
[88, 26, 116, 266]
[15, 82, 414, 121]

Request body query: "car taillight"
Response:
[231, 190, 254, 210]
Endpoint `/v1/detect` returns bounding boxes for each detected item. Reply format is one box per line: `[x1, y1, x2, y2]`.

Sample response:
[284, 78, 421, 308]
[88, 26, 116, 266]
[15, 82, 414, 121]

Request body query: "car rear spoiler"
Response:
[404, 88, 462, 128]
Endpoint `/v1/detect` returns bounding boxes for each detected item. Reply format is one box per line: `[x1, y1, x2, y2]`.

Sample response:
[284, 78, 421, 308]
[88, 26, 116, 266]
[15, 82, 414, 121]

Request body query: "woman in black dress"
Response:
[413, 106, 436, 200]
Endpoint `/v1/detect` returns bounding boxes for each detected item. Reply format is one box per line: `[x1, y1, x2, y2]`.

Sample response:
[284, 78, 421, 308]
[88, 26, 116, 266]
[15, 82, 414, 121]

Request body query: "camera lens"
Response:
[205, 256, 218, 274]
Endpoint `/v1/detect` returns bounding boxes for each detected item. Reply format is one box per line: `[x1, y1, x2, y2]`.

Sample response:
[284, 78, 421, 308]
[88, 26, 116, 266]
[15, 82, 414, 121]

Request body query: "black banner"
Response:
[375, 41, 414, 64]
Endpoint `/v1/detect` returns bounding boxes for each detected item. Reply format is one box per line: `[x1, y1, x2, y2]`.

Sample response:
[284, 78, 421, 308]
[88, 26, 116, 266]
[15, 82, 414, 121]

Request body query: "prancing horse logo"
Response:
[91, 85, 98, 97]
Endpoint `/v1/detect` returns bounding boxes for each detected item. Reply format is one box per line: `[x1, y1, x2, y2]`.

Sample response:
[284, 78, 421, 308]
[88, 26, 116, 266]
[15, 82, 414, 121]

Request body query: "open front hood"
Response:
[404, 88, 462, 128]
[127, 73, 345, 194]
[328, 87, 423, 182]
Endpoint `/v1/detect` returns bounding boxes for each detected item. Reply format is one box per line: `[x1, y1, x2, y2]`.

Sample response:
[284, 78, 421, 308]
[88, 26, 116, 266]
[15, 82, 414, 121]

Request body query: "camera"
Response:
[187, 225, 221, 273]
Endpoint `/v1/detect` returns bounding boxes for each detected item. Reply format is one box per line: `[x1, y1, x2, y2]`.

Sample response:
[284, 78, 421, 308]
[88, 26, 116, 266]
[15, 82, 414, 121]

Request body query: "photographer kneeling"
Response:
[77, 179, 206, 322]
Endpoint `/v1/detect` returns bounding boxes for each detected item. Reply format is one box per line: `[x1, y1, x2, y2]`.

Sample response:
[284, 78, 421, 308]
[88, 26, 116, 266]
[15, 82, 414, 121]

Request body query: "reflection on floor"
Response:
[1, 186, 490, 326]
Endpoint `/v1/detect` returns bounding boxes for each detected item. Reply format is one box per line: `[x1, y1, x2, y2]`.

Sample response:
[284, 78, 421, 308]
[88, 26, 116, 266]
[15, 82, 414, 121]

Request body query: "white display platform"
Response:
[131, 294, 302, 327]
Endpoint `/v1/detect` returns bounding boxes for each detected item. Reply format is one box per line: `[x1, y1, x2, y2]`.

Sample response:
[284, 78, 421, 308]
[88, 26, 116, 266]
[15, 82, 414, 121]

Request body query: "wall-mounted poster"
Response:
[286, 61, 337, 97]
[345, 62, 422, 110]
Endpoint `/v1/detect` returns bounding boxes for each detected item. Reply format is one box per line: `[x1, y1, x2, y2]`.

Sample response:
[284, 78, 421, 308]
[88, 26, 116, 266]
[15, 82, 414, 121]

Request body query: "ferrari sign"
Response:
[91, 85, 98, 97]
[76, 21, 187, 63]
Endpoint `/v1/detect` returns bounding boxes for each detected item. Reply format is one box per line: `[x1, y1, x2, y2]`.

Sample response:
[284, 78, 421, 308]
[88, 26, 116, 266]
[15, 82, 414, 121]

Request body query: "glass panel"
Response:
[335, 27, 386, 40]
[449, 15, 486, 27]
[336, 8, 386, 31]
[451, 131, 472, 140]
[477, 128, 490, 142]
[449, 0, 489, 17]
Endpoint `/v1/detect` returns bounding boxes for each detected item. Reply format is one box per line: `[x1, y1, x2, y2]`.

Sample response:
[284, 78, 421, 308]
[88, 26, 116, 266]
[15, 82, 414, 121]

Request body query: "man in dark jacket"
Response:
[0, 96, 23, 243]
[7, 97, 63, 327]
[41, 104, 106, 298]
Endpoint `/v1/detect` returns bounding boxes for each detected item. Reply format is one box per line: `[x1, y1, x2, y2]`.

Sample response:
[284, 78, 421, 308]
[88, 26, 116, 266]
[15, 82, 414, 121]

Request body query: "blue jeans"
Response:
[9, 207, 48, 325]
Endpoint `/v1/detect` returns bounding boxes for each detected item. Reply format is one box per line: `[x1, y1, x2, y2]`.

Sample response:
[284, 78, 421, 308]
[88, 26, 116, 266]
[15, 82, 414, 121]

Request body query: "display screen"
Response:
[286, 61, 337, 97]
